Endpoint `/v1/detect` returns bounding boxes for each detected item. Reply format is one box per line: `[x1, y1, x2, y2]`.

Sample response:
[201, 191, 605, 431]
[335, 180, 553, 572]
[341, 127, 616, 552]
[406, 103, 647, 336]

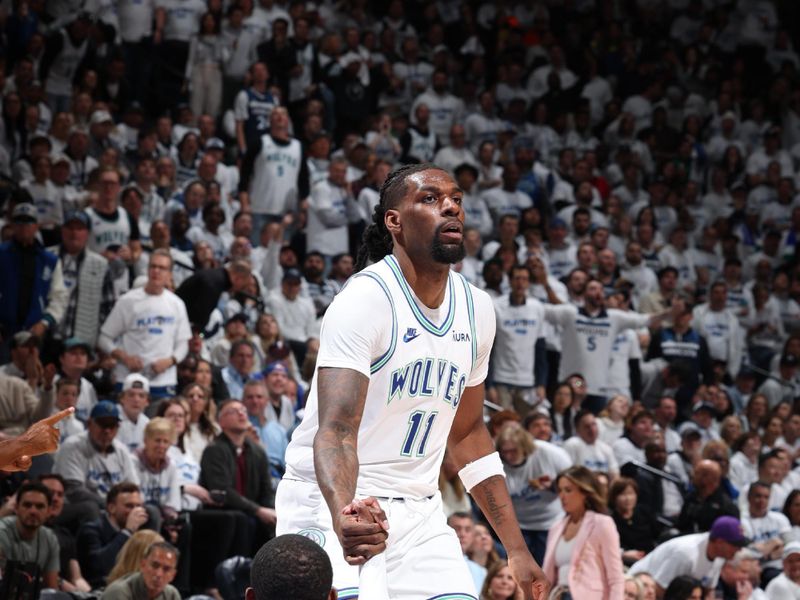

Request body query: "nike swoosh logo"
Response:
[403, 332, 420, 343]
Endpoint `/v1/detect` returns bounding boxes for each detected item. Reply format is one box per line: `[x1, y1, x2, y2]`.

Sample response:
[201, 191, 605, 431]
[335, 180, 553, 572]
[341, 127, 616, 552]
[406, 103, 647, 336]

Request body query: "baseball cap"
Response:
[282, 268, 303, 282]
[453, 163, 478, 179]
[122, 373, 150, 393]
[205, 137, 225, 150]
[11, 331, 39, 349]
[680, 423, 702, 439]
[11, 203, 38, 223]
[90, 110, 113, 126]
[709, 516, 749, 547]
[50, 153, 71, 165]
[90, 400, 121, 421]
[784, 541, 800, 559]
[692, 402, 717, 416]
[29, 132, 52, 147]
[63, 210, 91, 229]
[263, 362, 289, 377]
[225, 313, 249, 326]
[549, 217, 568, 229]
[62, 337, 91, 354]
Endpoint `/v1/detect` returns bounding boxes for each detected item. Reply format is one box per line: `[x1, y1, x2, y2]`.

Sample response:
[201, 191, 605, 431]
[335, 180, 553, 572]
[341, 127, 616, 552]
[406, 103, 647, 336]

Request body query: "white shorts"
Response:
[276, 478, 478, 600]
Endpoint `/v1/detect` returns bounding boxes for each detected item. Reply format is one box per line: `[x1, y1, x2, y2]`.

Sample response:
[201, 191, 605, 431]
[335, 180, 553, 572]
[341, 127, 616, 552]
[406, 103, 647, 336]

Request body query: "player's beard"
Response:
[431, 224, 466, 264]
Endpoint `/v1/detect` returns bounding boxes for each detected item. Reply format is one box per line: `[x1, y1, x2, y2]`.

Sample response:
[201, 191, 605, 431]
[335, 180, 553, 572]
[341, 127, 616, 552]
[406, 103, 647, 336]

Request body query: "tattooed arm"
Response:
[448, 384, 550, 600]
[313, 367, 389, 565]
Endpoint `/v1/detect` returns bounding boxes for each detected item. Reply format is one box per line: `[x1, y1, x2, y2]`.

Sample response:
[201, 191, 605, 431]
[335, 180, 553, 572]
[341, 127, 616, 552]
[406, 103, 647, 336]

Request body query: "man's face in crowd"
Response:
[40, 478, 65, 518]
[266, 368, 288, 397]
[243, 383, 268, 416]
[786, 553, 800, 584]
[230, 344, 255, 376]
[577, 414, 599, 444]
[88, 417, 120, 450]
[140, 547, 178, 596]
[60, 346, 88, 374]
[120, 388, 149, 420]
[448, 516, 474, 554]
[631, 417, 654, 445]
[16, 491, 49, 532]
[62, 220, 90, 254]
[218, 401, 250, 435]
[748, 485, 770, 517]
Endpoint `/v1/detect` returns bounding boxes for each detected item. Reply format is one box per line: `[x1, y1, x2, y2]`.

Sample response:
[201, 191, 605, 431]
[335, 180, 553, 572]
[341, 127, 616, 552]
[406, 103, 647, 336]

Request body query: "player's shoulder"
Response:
[458, 274, 495, 313]
[337, 260, 396, 304]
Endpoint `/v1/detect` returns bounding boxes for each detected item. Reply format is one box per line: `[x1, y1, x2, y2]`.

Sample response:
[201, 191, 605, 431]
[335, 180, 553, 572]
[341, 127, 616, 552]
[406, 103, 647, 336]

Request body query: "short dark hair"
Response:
[574, 408, 595, 428]
[37, 473, 65, 488]
[758, 449, 782, 470]
[250, 534, 333, 600]
[16, 481, 52, 505]
[748, 481, 771, 499]
[230, 339, 255, 358]
[106, 481, 141, 505]
[144, 541, 180, 561]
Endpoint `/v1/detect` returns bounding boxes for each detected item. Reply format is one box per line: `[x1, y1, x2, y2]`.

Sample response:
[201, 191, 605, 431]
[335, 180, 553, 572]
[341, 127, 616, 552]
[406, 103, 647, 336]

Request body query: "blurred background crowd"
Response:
[0, 0, 800, 598]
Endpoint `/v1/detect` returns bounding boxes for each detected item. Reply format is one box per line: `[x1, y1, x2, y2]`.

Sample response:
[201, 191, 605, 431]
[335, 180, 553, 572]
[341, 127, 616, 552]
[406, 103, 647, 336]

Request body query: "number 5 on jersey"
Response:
[401, 411, 438, 457]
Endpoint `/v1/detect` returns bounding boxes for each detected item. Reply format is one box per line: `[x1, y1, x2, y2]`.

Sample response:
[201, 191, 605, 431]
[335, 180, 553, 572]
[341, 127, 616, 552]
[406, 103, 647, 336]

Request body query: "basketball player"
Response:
[277, 164, 549, 599]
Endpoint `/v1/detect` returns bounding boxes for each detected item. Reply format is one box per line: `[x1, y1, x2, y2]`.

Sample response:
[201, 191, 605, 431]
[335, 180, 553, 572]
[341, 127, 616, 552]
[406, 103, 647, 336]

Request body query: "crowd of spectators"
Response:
[0, 0, 799, 598]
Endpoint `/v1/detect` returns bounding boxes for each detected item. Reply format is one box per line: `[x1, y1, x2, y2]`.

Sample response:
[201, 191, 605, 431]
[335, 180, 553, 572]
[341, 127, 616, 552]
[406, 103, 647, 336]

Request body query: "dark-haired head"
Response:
[663, 575, 702, 600]
[354, 163, 458, 271]
[247, 534, 334, 600]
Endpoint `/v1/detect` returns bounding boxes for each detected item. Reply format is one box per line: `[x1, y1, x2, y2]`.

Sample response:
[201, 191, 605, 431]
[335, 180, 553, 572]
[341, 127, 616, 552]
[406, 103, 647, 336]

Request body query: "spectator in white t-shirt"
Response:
[98, 249, 192, 399]
[116, 373, 151, 453]
[564, 409, 619, 477]
[765, 541, 800, 599]
[742, 481, 793, 585]
[629, 515, 749, 597]
[265, 268, 319, 366]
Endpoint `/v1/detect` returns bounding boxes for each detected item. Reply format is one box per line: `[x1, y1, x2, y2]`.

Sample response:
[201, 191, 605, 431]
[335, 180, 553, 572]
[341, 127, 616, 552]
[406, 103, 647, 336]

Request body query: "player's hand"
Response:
[508, 550, 550, 600]
[17, 408, 75, 457]
[337, 498, 389, 565]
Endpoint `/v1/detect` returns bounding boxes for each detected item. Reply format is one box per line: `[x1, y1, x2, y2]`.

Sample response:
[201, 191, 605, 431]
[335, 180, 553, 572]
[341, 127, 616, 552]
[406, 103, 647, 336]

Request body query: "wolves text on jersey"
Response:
[388, 357, 467, 407]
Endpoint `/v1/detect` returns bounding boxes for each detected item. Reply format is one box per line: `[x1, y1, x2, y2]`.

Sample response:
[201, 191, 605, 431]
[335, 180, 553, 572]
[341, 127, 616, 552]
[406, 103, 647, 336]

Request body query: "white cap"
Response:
[122, 373, 150, 393]
[784, 541, 800, 559]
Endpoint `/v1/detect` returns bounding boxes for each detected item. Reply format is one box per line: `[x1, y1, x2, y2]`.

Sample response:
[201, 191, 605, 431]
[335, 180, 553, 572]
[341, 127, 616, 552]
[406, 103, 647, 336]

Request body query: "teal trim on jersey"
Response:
[385, 255, 455, 337]
[353, 272, 397, 374]
[336, 587, 359, 600]
[426, 594, 479, 600]
[458, 274, 478, 371]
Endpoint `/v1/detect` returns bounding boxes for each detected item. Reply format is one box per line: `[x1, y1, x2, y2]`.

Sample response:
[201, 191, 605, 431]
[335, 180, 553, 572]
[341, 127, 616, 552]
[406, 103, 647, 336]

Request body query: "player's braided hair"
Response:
[355, 163, 446, 271]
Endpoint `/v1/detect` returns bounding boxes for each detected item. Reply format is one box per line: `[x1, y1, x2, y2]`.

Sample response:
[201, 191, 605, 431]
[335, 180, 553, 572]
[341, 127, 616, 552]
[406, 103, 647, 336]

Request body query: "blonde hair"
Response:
[495, 426, 535, 461]
[144, 417, 176, 441]
[107, 529, 164, 583]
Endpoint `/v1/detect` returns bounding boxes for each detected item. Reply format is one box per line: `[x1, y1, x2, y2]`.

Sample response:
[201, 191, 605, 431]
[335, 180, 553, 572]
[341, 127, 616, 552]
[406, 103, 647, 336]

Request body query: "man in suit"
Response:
[76, 482, 149, 588]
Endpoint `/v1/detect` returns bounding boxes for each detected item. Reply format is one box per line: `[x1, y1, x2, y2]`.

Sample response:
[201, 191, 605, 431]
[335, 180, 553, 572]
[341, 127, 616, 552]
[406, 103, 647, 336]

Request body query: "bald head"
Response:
[693, 459, 722, 496]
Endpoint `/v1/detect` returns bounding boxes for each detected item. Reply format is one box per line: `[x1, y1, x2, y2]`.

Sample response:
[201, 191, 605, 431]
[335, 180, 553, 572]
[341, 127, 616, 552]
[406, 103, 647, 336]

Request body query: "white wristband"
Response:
[458, 451, 505, 492]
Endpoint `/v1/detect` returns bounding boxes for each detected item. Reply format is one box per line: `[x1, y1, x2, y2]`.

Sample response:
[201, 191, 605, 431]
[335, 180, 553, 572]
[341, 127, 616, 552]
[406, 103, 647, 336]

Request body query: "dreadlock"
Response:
[354, 163, 446, 271]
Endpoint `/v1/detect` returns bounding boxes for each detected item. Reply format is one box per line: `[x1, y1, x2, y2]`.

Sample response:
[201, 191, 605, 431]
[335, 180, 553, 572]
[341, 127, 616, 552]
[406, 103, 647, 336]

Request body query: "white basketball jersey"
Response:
[85, 207, 133, 252]
[248, 135, 303, 216]
[285, 255, 494, 499]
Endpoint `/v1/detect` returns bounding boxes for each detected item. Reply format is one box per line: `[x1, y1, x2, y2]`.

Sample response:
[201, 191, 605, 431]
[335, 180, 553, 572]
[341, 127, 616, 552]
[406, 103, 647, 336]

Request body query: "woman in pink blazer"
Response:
[543, 466, 625, 600]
